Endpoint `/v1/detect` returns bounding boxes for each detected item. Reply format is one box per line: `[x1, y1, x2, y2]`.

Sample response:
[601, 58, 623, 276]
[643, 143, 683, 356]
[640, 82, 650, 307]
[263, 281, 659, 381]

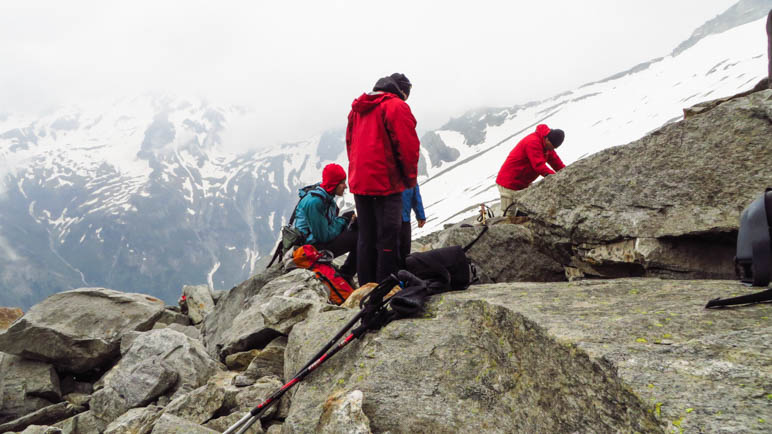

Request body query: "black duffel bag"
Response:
[405, 245, 476, 293]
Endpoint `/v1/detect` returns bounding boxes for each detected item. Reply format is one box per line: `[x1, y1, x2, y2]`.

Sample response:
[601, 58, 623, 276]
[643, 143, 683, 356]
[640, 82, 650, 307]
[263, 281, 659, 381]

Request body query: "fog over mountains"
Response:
[1, 1, 770, 308]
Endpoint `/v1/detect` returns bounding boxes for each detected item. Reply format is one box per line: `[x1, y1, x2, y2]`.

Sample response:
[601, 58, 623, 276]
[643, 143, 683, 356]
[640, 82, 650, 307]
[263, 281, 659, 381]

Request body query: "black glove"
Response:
[341, 210, 355, 221]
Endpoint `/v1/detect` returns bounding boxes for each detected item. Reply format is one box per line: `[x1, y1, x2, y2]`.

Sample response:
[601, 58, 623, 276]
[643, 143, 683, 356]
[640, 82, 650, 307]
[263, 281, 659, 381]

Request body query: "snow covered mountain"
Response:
[1, 1, 769, 308]
[0, 98, 351, 308]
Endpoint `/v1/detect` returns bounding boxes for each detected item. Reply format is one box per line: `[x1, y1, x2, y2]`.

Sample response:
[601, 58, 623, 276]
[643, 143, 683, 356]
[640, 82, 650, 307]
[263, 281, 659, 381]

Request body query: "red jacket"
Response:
[496, 124, 565, 191]
[346, 92, 420, 196]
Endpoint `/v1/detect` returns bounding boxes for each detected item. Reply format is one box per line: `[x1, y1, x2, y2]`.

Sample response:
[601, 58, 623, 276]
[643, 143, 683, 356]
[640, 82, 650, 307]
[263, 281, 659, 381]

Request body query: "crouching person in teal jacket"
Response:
[294, 163, 357, 281]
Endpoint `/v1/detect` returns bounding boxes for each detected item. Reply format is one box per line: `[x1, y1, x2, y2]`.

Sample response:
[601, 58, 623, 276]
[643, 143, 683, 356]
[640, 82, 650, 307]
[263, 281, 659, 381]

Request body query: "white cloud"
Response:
[0, 0, 740, 149]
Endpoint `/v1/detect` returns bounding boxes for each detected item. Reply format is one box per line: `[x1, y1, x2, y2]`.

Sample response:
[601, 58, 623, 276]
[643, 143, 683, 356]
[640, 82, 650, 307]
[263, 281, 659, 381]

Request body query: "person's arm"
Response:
[546, 150, 565, 172]
[525, 140, 555, 177]
[384, 101, 420, 189]
[413, 185, 426, 223]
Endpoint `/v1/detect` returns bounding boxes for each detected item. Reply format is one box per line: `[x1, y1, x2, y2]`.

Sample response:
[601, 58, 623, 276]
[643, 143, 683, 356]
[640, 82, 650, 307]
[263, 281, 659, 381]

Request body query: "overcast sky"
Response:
[0, 0, 739, 150]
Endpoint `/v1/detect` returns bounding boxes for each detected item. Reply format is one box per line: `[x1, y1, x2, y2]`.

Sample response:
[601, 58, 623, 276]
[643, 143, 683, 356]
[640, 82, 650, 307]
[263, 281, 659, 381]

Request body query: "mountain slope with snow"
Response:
[414, 14, 769, 236]
[0, 98, 349, 308]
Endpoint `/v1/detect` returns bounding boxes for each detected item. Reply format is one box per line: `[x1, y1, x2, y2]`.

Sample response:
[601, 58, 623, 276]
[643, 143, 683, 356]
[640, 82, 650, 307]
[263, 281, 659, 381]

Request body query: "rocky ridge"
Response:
[0, 86, 771, 433]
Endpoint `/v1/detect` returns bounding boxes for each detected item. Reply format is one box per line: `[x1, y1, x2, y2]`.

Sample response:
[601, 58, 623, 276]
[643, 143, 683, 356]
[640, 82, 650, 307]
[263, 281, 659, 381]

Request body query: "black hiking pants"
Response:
[400, 220, 412, 263]
[354, 193, 402, 285]
[316, 228, 358, 277]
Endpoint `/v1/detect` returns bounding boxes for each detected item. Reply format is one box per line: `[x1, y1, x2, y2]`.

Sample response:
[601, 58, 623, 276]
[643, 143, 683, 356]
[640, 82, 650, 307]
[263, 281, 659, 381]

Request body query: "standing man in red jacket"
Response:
[346, 73, 420, 284]
[495, 124, 565, 215]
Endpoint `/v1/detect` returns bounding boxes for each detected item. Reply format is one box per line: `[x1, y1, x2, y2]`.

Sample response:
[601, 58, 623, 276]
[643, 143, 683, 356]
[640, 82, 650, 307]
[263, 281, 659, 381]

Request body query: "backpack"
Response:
[706, 189, 772, 308]
[405, 246, 476, 293]
[403, 225, 488, 293]
[292, 244, 354, 305]
[267, 183, 326, 268]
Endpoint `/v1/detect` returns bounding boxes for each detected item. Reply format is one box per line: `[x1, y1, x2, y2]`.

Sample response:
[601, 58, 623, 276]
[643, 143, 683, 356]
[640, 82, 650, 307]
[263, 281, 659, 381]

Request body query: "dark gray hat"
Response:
[373, 73, 412, 100]
[547, 129, 565, 147]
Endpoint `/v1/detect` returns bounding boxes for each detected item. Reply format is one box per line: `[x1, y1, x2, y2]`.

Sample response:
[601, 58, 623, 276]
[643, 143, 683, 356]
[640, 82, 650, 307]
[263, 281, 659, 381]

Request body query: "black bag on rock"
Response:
[405, 245, 476, 293]
[403, 225, 488, 293]
[706, 188, 772, 308]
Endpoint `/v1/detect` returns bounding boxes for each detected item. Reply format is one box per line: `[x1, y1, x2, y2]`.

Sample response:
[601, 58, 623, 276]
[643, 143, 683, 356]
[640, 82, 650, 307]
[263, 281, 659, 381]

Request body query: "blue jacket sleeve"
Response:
[413, 185, 426, 220]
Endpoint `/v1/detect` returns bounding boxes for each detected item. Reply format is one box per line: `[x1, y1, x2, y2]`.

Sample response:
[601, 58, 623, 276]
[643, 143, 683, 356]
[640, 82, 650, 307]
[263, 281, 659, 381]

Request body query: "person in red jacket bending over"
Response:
[495, 124, 565, 215]
[346, 73, 420, 285]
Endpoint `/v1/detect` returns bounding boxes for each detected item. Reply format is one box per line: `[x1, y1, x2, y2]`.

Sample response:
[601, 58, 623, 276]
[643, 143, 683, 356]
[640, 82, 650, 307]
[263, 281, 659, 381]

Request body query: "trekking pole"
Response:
[224, 275, 400, 434]
[226, 330, 365, 434]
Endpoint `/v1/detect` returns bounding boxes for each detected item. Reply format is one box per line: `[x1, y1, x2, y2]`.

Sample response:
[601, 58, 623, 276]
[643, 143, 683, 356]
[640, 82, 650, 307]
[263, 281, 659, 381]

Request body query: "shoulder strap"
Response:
[315, 271, 345, 306]
[706, 288, 772, 308]
[266, 243, 283, 268]
[287, 195, 305, 226]
[463, 225, 489, 252]
[309, 190, 336, 223]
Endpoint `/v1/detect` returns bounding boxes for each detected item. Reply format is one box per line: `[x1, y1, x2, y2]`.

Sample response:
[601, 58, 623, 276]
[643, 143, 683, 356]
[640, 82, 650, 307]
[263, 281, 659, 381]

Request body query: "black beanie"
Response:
[373, 73, 412, 100]
[547, 129, 565, 147]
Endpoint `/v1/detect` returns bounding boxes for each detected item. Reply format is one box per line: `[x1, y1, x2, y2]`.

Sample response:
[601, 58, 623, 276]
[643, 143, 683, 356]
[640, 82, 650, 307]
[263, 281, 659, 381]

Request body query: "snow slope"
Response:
[414, 17, 769, 237]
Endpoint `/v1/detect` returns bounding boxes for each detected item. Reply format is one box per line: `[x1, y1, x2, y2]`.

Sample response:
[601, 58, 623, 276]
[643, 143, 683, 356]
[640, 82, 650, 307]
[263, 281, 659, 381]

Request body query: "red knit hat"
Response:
[320, 163, 347, 192]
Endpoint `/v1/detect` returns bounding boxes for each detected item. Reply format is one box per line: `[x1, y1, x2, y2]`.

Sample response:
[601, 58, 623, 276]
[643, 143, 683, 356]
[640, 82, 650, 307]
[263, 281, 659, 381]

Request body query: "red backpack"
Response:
[292, 245, 354, 305]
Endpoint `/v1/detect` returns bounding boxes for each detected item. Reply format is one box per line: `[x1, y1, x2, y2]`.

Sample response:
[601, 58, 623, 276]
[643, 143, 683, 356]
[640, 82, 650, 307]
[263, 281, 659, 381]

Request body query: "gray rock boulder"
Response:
[201, 267, 283, 360]
[315, 390, 371, 434]
[113, 328, 219, 396]
[0, 353, 61, 423]
[149, 413, 218, 434]
[152, 322, 201, 341]
[162, 382, 226, 425]
[103, 405, 162, 434]
[90, 359, 178, 422]
[513, 89, 772, 279]
[284, 279, 770, 433]
[209, 269, 336, 361]
[243, 336, 287, 380]
[91, 328, 221, 424]
[183, 285, 215, 325]
[204, 411, 262, 434]
[154, 308, 190, 327]
[17, 425, 64, 434]
[218, 296, 323, 361]
[230, 376, 283, 417]
[0, 402, 84, 434]
[0, 289, 166, 373]
[257, 268, 331, 302]
[53, 409, 107, 434]
[224, 350, 260, 371]
[211, 290, 226, 304]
